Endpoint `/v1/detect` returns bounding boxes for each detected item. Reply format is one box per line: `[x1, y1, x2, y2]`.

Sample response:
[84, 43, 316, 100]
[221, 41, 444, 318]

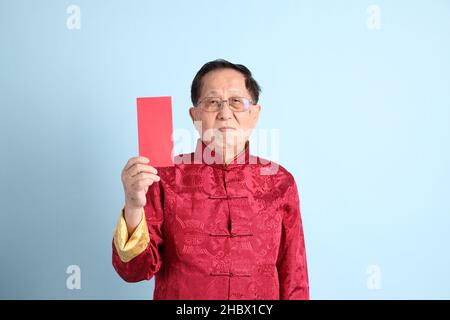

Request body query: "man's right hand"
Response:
[121, 156, 160, 233]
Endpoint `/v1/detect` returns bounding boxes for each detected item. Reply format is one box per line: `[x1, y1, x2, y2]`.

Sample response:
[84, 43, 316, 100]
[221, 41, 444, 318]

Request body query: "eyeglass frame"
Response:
[196, 96, 255, 112]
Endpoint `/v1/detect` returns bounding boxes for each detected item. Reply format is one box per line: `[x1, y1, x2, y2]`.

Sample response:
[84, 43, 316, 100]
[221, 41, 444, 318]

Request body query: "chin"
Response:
[213, 133, 246, 150]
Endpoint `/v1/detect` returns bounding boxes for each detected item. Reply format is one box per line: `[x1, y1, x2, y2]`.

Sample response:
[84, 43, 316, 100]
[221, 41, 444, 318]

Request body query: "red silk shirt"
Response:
[112, 139, 309, 300]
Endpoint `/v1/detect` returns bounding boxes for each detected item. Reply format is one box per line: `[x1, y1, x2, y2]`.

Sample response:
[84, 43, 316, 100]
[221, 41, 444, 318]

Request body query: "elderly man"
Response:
[112, 59, 309, 300]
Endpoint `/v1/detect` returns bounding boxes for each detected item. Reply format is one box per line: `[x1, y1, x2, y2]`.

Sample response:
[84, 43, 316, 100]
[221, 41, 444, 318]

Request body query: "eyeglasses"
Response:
[197, 96, 254, 112]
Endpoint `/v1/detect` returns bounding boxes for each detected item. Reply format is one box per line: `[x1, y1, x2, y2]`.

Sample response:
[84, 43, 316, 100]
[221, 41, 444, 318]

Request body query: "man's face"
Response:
[189, 68, 261, 150]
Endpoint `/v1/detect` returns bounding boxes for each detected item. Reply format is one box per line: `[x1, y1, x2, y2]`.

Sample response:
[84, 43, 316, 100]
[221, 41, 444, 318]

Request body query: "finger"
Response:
[124, 156, 150, 171]
[129, 178, 157, 191]
[130, 172, 160, 182]
[127, 163, 158, 177]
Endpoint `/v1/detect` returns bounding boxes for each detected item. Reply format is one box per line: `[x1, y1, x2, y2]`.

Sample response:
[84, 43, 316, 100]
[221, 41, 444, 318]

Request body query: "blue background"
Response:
[1, 0, 449, 299]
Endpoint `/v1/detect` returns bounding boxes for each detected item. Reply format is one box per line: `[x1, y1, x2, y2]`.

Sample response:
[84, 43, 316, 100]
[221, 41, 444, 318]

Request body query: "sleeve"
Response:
[276, 175, 310, 299]
[112, 181, 164, 282]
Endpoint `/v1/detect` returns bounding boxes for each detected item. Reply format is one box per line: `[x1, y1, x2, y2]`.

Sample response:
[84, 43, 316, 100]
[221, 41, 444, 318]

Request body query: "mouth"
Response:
[218, 127, 236, 132]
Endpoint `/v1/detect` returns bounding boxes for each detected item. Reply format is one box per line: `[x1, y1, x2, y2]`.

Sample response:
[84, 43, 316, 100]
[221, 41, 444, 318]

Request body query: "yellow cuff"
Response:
[113, 207, 150, 263]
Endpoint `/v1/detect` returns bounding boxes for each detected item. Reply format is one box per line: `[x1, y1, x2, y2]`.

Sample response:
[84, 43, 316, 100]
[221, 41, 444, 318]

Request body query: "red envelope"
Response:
[137, 96, 174, 167]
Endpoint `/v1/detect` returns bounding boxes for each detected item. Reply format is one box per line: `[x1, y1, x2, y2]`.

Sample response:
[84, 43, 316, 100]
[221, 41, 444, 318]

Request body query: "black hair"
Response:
[191, 59, 261, 106]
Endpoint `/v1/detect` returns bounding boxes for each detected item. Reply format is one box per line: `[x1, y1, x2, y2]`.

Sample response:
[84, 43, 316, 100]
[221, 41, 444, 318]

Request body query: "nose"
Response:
[217, 101, 233, 120]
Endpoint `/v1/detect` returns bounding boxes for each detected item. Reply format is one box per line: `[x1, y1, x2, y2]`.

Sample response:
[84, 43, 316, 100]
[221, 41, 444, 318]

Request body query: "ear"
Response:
[250, 104, 261, 123]
[189, 106, 198, 123]
[189, 106, 203, 136]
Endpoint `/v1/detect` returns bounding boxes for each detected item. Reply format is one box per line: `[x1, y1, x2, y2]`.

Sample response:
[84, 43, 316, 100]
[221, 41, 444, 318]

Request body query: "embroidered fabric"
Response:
[112, 139, 309, 300]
